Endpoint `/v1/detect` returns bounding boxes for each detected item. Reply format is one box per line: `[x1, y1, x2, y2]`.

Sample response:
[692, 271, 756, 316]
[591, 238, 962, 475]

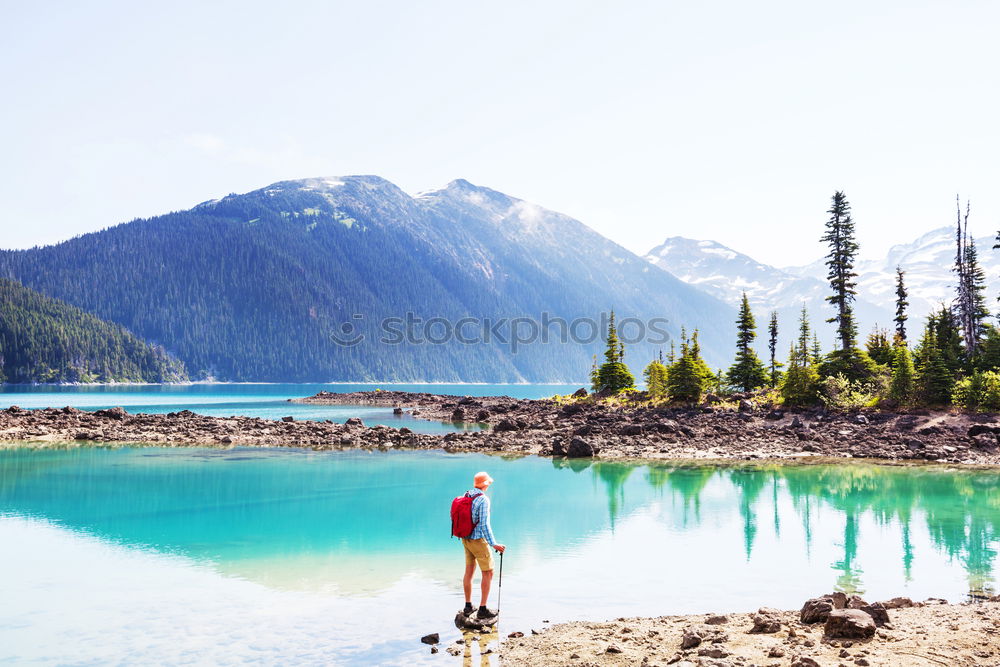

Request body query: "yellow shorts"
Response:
[462, 538, 495, 571]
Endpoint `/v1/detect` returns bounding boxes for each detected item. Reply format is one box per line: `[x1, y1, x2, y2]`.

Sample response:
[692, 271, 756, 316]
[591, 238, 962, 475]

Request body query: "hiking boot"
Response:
[476, 606, 498, 619]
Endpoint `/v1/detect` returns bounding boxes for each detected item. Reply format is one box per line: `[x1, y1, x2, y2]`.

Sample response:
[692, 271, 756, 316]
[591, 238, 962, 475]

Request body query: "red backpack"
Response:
[450, 492, 482, 538]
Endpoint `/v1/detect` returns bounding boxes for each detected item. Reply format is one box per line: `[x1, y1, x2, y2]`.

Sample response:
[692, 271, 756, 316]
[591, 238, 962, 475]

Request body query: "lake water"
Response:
[0, 383, 581, 434]
[1, 447, 998, 666]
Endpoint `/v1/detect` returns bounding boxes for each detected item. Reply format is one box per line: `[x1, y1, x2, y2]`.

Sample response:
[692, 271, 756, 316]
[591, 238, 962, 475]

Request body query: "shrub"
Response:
[819, 373, 880, 412]
[953, 371, 1000, 411]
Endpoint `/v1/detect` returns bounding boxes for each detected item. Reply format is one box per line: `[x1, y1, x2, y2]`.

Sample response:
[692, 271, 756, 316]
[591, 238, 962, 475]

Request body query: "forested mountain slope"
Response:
[0, 278, 187, 383]
[0, 176, 733, 381]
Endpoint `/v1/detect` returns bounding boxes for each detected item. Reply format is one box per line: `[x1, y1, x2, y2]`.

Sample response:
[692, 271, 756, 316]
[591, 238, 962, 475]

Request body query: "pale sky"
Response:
[2, 0, 999, 267]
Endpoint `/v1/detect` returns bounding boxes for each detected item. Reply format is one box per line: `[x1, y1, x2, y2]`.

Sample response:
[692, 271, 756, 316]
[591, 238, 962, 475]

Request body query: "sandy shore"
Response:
[501, 598, 1000, 666]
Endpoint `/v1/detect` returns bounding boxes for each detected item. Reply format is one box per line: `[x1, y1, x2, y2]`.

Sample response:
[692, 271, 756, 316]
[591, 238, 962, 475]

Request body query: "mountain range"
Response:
[645, 227, 1000, 352]
[0, 176, 733, 382]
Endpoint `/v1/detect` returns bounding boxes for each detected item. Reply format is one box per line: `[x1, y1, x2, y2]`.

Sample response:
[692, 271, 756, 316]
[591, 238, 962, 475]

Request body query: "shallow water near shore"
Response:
[1, 447, 999, 666]
[0, 383, 579, 434]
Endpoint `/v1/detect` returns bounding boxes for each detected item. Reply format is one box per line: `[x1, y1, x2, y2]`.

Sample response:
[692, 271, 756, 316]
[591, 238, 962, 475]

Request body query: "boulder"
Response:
[95, 406, 128, 420]
[790, 416, 804, 428]
[393, 407, 404, 415]
[738, 399, 754, 413]
[420, 633, 439, 645]
[823, 608, 876, 639]
[790, 657, 821, 667]
[454, 611, 496, 630]
[749, 608, 782, 633]
[451, 407, 465, 421]
[281, 416, 295, 422]
[572, 388, 588, 398]
[972, 433, 997, 449]
[551, 437, 567, 457]
[493, 418, 519, 432]
[800, 597, 836, 624]
[968, 423, 999, 437]
[345, 417, 364, 427]
[704, 614, 728, 625]
[680, 628, 702, 649]
[475, 410, 490, 421]
[880, 596, 914, 609]
[560, 403, 585, 416]
[853, 414, 869, 425]
[859, 602, 890, 627]
[567, 436, 599, 458]
[764, 409, 784, 420]
[621, 423, 644, 436]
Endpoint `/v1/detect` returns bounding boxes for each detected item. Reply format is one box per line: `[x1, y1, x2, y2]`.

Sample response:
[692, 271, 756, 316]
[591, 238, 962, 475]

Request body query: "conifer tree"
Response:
[894, 266, 908, 343]
[668, 329, 709, 403]
[780, 342, 819, 406]
[797, 305, 811, 357]
[690, 329, 715, 386]
[888, 343, 915, 404]
[821, 191, 859, 351]
[915, 322, 954, 405]
[767, 310, 782, 385]
[726, 293, 769, 392]
[594, 310, 635, 393]
[643, 359, 669, 398]
[954, 197, 989, 356]
[976, 326, 1000, 372]
[811, 333, 823, 365]
[930, 306, 964, 376]
[866, 327, 893, 367]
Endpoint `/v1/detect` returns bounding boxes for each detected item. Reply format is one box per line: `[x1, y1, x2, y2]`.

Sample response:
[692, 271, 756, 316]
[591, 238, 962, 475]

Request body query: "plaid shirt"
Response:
[467, 489, 496, 546]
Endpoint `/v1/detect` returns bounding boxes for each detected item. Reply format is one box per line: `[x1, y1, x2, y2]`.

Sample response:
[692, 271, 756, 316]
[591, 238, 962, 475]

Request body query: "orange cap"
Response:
[474, 471, 494, 488]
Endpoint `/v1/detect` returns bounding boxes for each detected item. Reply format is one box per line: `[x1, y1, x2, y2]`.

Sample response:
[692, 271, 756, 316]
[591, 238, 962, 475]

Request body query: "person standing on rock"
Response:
[458, 471, 505, 619]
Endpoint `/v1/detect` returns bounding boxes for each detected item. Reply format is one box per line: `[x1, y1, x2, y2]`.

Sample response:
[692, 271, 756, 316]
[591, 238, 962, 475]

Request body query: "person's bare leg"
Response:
[479, 569, 493, 607]
[463, 561, 476, 604]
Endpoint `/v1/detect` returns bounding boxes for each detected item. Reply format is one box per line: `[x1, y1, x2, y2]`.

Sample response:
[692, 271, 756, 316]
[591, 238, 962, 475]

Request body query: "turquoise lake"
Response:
[0, 383, 580, 434]
[2, 446, 999, 666]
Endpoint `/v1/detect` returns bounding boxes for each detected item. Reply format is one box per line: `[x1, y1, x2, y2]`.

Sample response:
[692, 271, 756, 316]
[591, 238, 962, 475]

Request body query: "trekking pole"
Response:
[497, 550, 503, 613]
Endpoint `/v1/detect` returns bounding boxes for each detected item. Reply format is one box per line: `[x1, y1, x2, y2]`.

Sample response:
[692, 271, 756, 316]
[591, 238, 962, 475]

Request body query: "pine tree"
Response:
[930, 306, 964, 376]
[767, 311, 782, 386]
[643, 359, 669, 398]
[976, 326, 1000, 372]
[726, 293, 769, 392]
[894, 266, 908, 343]
[594, 310, 635, 393]
[821, 191, 859, 351]
[797, 305, 811, 358]
[888, 343, 915, 404]
[915, 321, 954, 405]
[811, 333, 823, 365]
[954, 197, 989, 357]
[866, 327, 893, 367]
[780, 342, 819, 406]
[668, 330, 709, 403]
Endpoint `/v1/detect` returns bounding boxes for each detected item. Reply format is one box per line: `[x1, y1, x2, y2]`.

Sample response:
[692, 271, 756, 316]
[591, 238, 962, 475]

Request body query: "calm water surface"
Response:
[1, 447, 998, 666]
[0, 383, 580, 434]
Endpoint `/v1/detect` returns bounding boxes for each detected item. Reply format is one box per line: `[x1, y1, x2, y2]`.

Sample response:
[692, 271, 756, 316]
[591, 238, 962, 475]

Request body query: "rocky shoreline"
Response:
[3, 391, 1000, 465]
[501, 594, 1000, 666]
[291, 390, 1000, 465]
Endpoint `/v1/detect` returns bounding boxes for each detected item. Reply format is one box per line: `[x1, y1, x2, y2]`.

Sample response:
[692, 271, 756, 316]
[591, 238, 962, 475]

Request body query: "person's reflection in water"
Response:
[461, 627, 498, 667]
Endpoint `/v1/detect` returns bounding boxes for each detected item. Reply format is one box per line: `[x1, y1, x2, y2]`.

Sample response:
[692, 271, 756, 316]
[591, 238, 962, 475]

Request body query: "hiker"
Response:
[455, 471, 505, 619]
